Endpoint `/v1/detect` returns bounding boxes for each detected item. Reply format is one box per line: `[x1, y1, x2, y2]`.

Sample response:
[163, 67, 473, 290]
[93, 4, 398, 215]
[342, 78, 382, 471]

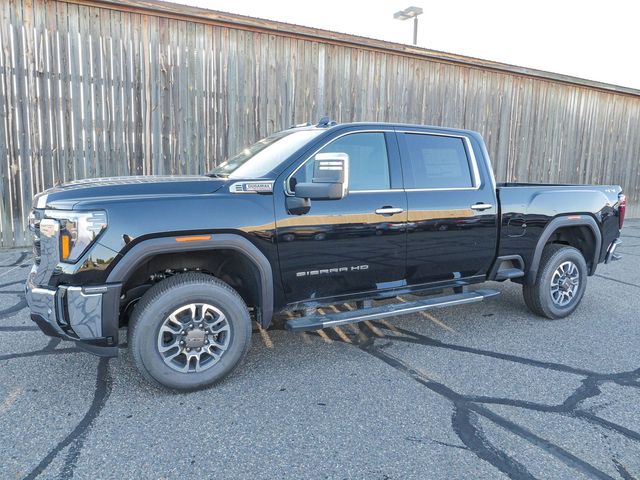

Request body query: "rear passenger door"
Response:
[397, 129, 498, 286]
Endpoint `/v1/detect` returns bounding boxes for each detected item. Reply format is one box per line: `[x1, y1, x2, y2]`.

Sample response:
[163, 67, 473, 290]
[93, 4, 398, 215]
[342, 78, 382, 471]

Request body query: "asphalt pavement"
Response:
[1, 221, 639, 479]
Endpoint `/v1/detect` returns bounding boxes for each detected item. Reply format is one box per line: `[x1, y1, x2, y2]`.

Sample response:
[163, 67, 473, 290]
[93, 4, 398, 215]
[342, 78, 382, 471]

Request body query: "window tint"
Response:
[404, 134, 474, 189]
[291, 132, 391, 192]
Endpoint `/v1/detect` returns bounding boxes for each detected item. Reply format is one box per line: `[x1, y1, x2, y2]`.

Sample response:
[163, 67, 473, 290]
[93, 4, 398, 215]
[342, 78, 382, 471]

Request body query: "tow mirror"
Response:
[294, 153, 349, 200]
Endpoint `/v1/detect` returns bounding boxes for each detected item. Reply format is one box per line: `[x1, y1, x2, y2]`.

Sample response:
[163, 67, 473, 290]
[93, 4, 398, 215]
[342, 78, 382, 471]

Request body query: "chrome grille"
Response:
[28, 210, 42, 265]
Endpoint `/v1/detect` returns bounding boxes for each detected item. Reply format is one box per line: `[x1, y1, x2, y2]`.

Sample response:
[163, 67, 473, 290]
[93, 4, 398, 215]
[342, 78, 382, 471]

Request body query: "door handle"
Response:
[375, 207, 404, 216]
[470, 203, 493, 211]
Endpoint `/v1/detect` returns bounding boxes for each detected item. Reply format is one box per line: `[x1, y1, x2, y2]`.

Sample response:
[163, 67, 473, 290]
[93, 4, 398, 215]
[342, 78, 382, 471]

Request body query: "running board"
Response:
[285, 289, 501, 332]
[494, 268, 525, 281]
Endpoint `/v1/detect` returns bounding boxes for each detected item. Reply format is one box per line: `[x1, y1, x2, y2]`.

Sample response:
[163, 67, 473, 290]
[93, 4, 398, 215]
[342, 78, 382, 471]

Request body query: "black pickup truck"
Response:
[26, 120, 626, 390]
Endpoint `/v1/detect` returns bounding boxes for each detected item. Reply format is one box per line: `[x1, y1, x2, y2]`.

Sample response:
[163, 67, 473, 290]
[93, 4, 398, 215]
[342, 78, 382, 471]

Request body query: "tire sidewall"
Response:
[133, 281, 251, 390]
[538, 247, 588, 318]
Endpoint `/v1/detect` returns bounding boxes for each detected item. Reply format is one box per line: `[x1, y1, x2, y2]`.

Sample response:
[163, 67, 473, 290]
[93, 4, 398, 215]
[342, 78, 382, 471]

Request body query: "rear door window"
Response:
[402, 134, 474, 189]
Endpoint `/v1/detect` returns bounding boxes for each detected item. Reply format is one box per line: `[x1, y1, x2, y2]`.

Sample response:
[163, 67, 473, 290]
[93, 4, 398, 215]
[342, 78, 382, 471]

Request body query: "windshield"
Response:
[208, 129, 323, 179]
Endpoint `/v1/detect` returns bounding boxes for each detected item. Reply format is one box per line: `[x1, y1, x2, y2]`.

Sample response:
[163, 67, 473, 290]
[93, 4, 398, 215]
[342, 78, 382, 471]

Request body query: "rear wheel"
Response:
[522, 244, 588, 319]
[129, 273, 252, 391]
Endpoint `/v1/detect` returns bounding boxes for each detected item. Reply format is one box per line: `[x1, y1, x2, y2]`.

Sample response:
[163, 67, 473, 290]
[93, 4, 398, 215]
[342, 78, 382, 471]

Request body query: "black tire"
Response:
[129, 272, 252, 391]
[522, 244, 588, 319]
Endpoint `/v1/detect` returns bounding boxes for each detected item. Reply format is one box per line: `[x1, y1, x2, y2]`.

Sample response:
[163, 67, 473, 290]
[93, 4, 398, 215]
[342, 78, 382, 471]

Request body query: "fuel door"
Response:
[507, 215, 527, 237]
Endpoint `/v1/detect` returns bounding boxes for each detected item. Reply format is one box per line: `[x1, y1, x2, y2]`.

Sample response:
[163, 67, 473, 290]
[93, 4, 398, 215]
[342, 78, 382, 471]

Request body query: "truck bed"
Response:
[496, 183, 623, 276]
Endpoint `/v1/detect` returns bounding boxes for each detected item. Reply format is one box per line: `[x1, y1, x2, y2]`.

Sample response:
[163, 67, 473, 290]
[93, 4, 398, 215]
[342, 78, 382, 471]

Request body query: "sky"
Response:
[170, 0, 640, 90]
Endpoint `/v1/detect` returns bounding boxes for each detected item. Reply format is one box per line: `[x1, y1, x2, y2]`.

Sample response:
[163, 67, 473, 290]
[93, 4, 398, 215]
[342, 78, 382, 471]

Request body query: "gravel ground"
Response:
[1, 221, 639, 480]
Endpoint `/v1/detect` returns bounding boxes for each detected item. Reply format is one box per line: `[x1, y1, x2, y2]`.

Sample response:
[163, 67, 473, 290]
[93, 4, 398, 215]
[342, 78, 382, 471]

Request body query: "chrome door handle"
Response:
[375, 207, 404, 215]
[470, 203, 493, 211]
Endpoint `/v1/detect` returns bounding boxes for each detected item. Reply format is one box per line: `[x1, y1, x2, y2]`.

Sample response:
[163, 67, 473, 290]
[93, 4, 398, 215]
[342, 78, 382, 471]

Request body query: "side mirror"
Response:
[294, 153, 349, 200]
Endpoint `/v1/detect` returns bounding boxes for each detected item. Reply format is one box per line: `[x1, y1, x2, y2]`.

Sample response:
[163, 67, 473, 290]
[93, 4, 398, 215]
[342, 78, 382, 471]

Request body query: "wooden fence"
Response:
[1, 0, 639, 247]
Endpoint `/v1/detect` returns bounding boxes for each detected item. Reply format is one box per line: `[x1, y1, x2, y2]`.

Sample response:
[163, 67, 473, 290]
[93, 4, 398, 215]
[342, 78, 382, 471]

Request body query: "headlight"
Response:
[44, 210, 107, 263]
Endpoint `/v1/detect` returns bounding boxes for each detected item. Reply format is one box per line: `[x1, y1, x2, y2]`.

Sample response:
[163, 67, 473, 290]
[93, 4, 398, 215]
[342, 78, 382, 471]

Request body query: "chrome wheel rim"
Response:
[550, 261, 580, 307]
[157, 303, 231, 373]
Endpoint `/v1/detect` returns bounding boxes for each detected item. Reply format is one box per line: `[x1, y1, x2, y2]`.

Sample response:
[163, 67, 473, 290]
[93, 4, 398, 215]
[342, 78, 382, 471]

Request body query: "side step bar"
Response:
[285, 289, 500, 332]
[494, 268, 524, 281]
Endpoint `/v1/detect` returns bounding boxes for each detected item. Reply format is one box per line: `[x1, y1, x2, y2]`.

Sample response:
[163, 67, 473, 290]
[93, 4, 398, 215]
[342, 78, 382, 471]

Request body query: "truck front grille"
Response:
[29, 210, 42, 265]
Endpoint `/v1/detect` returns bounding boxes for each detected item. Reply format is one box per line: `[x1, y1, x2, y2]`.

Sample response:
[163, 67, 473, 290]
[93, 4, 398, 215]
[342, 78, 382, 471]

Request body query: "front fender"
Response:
[106, 234, 274, 326]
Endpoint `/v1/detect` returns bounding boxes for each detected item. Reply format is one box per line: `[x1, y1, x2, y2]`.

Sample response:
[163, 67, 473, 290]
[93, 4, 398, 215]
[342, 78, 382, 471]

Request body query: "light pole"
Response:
[393, 6, 423, 46]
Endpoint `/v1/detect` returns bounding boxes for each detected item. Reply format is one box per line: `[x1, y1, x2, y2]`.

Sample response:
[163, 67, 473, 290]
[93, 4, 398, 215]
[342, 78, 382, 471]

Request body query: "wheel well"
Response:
[119, 249, 261, 325]
[545, 225, 596, 270]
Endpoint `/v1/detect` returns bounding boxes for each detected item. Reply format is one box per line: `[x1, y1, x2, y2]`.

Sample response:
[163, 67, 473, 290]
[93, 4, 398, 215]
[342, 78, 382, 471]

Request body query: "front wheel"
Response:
[522, 244, 588, 319]
[129, 273, 252, 391]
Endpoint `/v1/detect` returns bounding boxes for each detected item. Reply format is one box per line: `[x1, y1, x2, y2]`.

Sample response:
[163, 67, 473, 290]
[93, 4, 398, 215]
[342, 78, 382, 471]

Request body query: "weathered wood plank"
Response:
[11, 0, 30, 245]
[158, 16, 170, 174]
[120, 9, 133, 176]
[141, 15, 155, 175]
[131, 12, 143, 174]
[0, 0, 15, 246]
[109, 7, 124, 176]
[88, 6, 105, 177]
[55, 0, 73, 183]
[66, 1, 83, 179]
[169, 17, 179, 172]
[148, 13, 160, 174]
[78, 3, 95, 178]
[99, 6, 114, 177]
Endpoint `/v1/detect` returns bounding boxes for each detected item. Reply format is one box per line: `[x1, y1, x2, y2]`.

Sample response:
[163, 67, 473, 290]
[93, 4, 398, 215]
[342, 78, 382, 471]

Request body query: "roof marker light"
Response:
[175, 235, 212, 243]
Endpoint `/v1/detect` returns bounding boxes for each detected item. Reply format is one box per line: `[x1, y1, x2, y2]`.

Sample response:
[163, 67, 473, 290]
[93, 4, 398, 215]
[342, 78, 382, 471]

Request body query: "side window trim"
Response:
[284, 129, 399, 196]
[396, 130, 482, 191]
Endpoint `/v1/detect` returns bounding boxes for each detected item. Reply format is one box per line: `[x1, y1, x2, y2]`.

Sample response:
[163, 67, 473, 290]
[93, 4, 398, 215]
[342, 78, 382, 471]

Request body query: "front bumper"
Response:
[25, 267, 122, 357]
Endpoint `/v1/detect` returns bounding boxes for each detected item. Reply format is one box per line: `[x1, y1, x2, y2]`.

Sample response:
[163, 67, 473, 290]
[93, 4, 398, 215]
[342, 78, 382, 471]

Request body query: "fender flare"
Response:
[526, 215, 601, 284]
[106, 234, 274, 326]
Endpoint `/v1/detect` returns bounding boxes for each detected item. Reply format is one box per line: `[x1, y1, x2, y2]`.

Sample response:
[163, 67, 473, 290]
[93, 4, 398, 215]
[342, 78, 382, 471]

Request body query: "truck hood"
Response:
[33, 175, 227, 210]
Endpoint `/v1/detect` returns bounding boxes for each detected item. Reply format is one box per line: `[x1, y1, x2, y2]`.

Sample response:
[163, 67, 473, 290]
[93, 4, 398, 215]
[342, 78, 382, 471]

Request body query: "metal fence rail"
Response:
[0, 0, 639, 247]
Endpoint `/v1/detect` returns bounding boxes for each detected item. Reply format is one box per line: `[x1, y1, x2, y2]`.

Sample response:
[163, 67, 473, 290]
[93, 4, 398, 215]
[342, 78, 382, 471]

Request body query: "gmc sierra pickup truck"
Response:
[26, 120, 626, 391]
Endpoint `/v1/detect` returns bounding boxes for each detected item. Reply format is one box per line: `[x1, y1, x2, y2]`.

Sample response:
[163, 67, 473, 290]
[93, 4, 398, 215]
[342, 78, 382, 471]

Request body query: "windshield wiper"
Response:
[206, 172, 230, 178]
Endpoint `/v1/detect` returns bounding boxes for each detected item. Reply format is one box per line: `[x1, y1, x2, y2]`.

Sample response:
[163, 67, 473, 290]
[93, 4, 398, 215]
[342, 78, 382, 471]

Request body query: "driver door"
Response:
[274, 130, 407, 304]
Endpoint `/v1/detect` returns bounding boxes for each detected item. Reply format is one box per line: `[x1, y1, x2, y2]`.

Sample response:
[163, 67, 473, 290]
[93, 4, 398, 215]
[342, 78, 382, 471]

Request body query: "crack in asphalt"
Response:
[405, 435, 468, 451]
[594, 274, 640, 289]
[0, 346, 83, 362]
[0, 256, 115, 480]
[452, 406, 536, 480]
[0, 280, 29, 320]
[0, 279, 30, 289]
[0, 297, 28, 319]
[616, 250, 640, 257]
[0, 325, 38, 332]
[0, 251, 29, 267]
[0, 262, 32, 279]
[314, 321, 639, 480]
[613, 458, 636, 480]
[23, 358, 113, 480]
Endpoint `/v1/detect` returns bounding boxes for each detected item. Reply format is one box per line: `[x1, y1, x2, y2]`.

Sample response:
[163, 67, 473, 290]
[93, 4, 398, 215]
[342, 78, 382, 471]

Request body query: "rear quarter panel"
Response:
[497, 185, 622, 272]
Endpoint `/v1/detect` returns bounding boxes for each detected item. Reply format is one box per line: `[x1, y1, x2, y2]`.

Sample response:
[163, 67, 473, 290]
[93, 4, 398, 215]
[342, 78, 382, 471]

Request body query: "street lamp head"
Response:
[393, 6, 423, 21]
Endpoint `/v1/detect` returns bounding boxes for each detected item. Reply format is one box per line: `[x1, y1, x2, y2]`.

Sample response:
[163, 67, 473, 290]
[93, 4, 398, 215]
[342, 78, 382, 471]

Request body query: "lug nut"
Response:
[196, 347, 201, 352]
[180, 340, 185, 345]
[186, 347, 191, 352]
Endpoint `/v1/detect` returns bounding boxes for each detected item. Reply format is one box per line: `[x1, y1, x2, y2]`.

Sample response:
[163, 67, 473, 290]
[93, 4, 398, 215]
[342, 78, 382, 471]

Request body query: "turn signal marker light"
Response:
[61, 234, 71, 260]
